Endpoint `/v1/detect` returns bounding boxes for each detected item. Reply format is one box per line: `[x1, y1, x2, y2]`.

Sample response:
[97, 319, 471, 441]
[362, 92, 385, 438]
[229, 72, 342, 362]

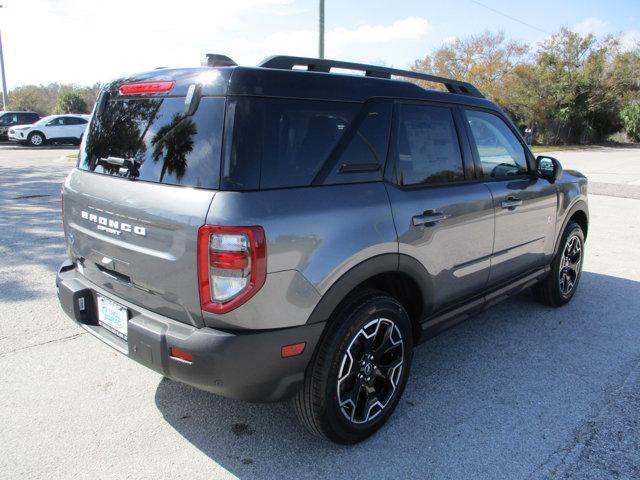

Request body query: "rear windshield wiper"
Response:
[96, 156, 140, 179]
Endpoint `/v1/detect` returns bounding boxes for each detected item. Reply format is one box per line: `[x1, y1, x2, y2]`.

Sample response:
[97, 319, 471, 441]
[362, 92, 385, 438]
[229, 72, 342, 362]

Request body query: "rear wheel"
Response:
[294, 290, 413, 444]
[28, 132, 45, 147]
[533, 221, 584, 306]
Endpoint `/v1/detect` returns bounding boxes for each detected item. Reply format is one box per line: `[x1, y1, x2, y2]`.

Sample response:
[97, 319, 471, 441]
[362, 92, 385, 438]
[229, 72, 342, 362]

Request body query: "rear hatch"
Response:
[63, 70, 227, 326]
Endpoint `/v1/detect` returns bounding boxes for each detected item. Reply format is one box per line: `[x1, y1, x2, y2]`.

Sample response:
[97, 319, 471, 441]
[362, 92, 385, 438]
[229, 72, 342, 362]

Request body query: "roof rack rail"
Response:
[258, 55, 483, 98]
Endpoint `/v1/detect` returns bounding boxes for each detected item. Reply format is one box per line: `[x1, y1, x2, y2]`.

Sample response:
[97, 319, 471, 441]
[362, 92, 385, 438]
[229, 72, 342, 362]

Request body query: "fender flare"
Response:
[554, 199, 588, 254]
[28, 130, 47, 141]
[305, 253, 433, 325]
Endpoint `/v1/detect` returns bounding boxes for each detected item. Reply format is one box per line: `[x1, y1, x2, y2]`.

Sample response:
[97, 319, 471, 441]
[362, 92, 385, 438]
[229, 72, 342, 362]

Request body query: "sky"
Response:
[1, 0, 639, 89]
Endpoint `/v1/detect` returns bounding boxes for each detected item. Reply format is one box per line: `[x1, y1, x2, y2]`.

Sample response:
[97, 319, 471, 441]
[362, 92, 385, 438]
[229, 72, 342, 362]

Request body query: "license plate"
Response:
[97, 295, 128, 340]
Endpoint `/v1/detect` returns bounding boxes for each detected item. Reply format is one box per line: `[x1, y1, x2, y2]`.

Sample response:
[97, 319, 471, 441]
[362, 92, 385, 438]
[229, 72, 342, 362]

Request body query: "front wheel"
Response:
[294, 290, 413, 444]
[533, 221, 585, 306]
[28, 132, 45, 147]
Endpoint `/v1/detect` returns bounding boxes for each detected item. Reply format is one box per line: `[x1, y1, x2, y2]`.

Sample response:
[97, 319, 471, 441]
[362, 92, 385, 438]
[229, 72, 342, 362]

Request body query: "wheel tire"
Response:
[294, 289, 413, 444]
[28, 132, 45, 147]
[533, 221, 585, 307]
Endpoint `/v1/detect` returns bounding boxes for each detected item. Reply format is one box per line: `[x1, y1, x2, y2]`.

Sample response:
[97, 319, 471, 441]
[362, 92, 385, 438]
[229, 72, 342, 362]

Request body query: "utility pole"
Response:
[0, 5, 7, 110]
[318, 0, 324, 59]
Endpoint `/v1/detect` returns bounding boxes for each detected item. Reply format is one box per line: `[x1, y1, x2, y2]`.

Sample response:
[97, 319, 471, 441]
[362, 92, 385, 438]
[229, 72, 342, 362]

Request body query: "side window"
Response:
[224, 98, 359, 190]
[395, 104, 464, 186]
[66, 117, 86, 125]
[47, 118, 64, 126]
[1, 113, 18, 125]
[465, 110, 528, 177]
[319, 101, 392, 185]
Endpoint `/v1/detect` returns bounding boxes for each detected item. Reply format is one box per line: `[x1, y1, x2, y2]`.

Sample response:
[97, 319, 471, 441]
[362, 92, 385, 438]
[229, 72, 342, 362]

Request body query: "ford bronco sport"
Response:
[56, 54, 588, 444]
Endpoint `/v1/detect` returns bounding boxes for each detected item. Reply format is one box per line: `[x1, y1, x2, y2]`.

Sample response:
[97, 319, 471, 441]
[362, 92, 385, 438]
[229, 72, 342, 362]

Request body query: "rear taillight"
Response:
[118, 81, 175, 95]
[197, 225, 266, 314]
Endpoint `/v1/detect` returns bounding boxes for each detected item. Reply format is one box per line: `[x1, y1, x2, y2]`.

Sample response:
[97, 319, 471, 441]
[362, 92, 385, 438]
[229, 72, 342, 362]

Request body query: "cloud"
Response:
[571, 17, 608, 36]
[230, 16, 430, 65]
[2, 0, 297, 88]
[328, 17, 430, 47]
[619, 31, 640, 51]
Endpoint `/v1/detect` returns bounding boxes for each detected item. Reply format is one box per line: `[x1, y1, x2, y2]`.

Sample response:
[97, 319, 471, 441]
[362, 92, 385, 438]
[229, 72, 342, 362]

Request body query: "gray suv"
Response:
[56, 54, 588, 444]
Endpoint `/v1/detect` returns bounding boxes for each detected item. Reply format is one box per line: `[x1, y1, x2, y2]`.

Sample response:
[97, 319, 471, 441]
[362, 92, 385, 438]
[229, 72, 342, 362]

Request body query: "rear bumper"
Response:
[56, 260, 324, 402]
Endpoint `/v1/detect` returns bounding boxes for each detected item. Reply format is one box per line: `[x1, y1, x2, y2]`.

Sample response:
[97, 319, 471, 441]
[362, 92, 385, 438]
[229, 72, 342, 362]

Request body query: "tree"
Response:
[412, 28, 640, 145]
[621, 103, 640, 142]
[5, 85, 45, 114]
[56, 91, 89, 114]
[519, 29, 640, 143]
[7, 83, 101, 116]
[412, 31, 529, 110]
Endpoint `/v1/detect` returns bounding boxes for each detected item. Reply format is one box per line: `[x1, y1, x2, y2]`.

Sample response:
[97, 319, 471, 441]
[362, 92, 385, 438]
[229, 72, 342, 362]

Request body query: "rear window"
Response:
[223, 98, 389, 190]
[79, 96, 224, 189]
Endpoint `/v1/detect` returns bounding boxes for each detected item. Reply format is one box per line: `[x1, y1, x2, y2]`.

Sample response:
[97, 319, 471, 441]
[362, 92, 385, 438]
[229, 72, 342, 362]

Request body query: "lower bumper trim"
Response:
[56, 260, 325, 402]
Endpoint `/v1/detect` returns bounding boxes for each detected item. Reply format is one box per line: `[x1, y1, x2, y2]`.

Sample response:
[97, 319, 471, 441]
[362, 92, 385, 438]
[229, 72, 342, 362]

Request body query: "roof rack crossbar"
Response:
[258, 55, 484, 98]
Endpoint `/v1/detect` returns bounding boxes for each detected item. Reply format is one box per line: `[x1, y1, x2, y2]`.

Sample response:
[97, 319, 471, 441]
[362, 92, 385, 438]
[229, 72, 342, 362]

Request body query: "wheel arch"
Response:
[306, 253, 432, 344]
[28, 130, 46, 141]
[555, 200, 588, 254]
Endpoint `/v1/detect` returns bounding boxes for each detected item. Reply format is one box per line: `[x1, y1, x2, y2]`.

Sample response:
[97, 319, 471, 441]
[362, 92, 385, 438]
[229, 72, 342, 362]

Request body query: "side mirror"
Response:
[536, 155, 562, 183]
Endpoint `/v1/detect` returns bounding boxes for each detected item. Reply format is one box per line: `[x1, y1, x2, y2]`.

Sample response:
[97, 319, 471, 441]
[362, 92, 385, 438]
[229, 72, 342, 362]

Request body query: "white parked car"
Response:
[8, 114, 90, 146]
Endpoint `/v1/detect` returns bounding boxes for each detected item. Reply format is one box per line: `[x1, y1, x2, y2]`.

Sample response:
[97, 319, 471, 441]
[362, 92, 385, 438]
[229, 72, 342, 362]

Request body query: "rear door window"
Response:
[394, 104, 465, 186]
[79, 96, 225, 189]
[65, 117, 87, 125]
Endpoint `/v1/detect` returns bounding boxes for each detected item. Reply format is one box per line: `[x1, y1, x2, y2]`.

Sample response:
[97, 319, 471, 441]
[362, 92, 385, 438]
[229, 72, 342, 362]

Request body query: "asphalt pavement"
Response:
[0, 144, 639, 479]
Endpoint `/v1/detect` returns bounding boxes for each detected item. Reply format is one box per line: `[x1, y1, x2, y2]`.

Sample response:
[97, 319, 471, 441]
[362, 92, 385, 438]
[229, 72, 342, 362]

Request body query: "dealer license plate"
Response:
[97, 295, 128, 340]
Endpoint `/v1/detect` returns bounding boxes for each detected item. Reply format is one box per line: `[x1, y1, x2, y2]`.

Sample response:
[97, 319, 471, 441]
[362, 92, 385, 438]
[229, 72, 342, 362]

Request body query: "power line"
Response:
[470, 0, 550, 35]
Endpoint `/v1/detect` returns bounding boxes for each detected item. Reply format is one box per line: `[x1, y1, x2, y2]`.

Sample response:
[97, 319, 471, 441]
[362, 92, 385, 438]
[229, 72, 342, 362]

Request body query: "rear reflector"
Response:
[169, 347, 193, 363]
[281, 342, 306, 358]
[119, 81, 175, 95]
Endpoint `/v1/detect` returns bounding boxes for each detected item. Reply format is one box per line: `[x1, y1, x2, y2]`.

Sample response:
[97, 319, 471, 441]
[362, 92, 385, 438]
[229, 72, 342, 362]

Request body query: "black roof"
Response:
[106, 55, 499, 112]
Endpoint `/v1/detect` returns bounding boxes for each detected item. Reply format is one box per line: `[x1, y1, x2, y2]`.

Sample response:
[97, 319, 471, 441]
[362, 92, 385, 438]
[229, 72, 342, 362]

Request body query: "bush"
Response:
[56, 92, 89, 114]
[621, 104, 640, 142]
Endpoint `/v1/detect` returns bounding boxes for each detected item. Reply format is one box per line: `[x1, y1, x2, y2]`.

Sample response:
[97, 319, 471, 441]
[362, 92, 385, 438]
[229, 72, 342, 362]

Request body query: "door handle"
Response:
[412, 210, 449, 227]
[501, 196, 523, 210]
